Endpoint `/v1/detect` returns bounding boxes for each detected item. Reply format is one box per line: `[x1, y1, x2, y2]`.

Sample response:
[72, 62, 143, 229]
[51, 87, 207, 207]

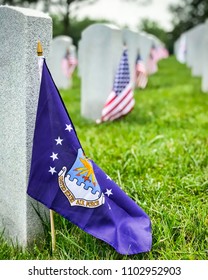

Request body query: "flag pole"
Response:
[37, 40, 43, 56]
[49, 209, 56, 253]
[37, 40, 56, 253]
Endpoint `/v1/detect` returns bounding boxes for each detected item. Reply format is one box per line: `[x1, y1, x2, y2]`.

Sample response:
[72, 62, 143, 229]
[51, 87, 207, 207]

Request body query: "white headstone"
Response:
[185, 29, 193, 68]
[185, 24, 205, 75]
[122, 28, 140, 85]
[77, 39, 83, 77]
[0, 5, 52, 247]
[201, 20, 208, 92]
[80, 23, 123, 121]
[69, 44, 77, 58]
[189, 24, 205, 77]
[175, 33, 187, 64]
[137, 32, 153, 65]
[174, 37, 180, 60]
[47, 35, 73, 89]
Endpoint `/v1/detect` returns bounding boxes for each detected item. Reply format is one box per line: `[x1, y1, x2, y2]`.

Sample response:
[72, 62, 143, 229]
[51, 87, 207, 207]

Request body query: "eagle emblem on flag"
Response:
[58, 148, 105, 208]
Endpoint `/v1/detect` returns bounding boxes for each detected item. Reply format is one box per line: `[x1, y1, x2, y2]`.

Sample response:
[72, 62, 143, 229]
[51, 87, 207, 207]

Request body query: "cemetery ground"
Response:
[0, 56, 207, 260]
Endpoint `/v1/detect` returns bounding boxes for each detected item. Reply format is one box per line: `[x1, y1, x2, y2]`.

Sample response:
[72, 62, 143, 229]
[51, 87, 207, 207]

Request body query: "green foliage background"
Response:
[2, 0, 208, 52]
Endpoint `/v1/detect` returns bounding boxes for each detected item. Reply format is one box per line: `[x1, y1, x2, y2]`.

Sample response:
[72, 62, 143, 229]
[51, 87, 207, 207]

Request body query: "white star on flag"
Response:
[106, 175, 112, 180]
[55, 136, 63, 145]
[50, 152, 58, 161]
[49, 166, 57, 175]
[105, 189, 113, 197]
[65, 124, 73, 132]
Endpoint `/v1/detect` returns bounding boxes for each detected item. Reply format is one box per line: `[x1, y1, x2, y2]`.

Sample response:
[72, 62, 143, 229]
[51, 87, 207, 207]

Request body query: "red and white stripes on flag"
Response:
[147, 46, 158, 75]
[135, 56, 148, 89]
[99, 49, 135, 123]
[101, 83, 135, 122]
[61, 48, 78, 78]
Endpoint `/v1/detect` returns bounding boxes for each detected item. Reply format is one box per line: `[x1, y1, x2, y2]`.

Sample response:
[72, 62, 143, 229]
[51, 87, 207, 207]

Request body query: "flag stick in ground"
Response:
[37, 40, 56, 253]
[50, 209, 56, 252]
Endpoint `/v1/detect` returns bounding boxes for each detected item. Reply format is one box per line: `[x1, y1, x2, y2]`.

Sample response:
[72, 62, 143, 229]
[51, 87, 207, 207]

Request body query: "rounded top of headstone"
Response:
[193, 23, 205, 31]
[122, 27, 138, 34]
[144, 33, 158, 43]
[53, 35, 73, 44]
[103, 23, 120, 30]
[122, 28, 140, 42]
[81, 23, 121, 38]
[138, 31, 150, 38]
[0, 5, 51, 19]
[82, 23, 121, 37]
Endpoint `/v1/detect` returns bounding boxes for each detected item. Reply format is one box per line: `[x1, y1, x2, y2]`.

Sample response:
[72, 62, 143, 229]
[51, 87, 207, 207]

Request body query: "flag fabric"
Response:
[68, 54, 78, 75]
[99, 49, 135, 122]
[38, 56, 44, 82]
[147, 46, 158, 75]
[158, 47, 169, 60]
[135, 54, 148, 89]
[61, 49, 78, 78]
[27, 58, 152, 255]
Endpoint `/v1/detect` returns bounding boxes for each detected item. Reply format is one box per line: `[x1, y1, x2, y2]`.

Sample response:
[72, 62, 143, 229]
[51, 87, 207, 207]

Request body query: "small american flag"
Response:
[147, 46, 158, 75]
[99, 49, 135, 122]
[135, 54, 148, 89]
[61, 49, 78, 78]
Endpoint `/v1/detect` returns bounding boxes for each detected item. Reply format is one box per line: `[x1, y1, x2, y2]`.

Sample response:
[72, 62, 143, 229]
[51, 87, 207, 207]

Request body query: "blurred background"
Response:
[1, 0, 208, 54]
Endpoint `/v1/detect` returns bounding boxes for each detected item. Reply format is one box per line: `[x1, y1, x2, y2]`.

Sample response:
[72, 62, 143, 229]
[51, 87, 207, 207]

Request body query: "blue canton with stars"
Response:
[113, 49, 130, 95]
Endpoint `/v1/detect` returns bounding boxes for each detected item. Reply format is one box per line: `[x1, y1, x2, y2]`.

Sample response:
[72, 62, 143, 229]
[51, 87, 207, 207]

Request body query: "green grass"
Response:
[1, 56, 208, 260]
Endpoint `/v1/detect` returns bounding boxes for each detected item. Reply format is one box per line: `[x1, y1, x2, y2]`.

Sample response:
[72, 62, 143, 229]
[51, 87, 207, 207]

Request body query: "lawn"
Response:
[0, 56, 208, 260]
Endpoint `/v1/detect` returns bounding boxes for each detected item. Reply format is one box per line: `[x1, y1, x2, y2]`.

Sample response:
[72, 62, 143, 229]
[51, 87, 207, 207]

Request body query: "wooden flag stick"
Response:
[37, 40, 56, 253]
[37, 40, 43, 56]
[50, 209, 56, 253]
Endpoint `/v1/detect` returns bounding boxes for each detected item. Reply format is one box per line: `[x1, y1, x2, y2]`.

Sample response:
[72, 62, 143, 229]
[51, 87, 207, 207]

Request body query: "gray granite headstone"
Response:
[80, 23, 123, 121]
[0, 5, 52, 247]
[47, 35, 73, 89]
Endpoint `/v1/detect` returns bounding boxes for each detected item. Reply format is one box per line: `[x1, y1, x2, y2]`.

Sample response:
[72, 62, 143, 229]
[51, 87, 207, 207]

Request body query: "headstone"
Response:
[185, 24, 205, 75]
[150, 35, 165, 61]
[201, 20, 208, 93]
[174, 38, 179, 59]
[137, 32, 153, 65]
[185, 29, 194, 68]
[143, 33, 159, 75]
[0, 5, 52, 247]
[174, 33, 187, 64]
[69, 44, 77, 59]
[122, 28, 140, 85]
[80, 23, 123, 121]
[189, 24, 205, 77]
[77, 39, 83, 77]
[47, 35, 73, 89]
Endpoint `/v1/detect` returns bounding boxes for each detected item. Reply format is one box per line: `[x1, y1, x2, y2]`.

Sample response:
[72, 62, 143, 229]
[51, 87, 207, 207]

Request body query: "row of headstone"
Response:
[78, 23, 166, 121]
[174, 20, 208, 93]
